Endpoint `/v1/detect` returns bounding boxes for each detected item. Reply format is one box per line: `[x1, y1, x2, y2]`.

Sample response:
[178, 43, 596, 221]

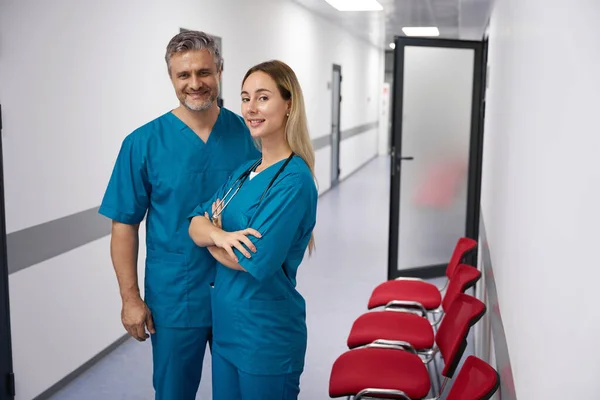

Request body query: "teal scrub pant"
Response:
[212, 350, 301, 400]
[150, 325, 212, 400]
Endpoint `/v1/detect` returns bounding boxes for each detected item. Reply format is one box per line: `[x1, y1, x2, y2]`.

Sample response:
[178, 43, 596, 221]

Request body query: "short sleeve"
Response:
[187, 173, 235, 222]
[98, 135, 150, 224]
[235, 174, 317, 282]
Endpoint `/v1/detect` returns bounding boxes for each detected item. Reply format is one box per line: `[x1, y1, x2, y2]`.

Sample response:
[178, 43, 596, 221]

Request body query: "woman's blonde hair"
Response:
[242, 60, 316, 254]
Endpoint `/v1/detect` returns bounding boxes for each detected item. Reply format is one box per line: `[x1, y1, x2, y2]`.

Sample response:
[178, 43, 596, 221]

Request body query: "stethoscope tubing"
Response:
[212, 153, 295, 219]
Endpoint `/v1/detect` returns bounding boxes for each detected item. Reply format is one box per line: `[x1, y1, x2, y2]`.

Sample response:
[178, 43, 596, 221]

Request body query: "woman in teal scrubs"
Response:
[188, 60, 318, 399]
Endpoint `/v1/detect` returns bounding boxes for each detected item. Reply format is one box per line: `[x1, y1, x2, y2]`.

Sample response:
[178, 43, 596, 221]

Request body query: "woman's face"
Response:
[241, 71, 290, 139]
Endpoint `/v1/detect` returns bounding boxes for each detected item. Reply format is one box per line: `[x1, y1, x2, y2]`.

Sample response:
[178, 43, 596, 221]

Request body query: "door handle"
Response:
[400, 156, 414, 161]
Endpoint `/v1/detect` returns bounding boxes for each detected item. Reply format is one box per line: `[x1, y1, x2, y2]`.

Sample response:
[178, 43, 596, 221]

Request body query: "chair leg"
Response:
[426, 360, 438, 397]
[432, 352, 442, 397]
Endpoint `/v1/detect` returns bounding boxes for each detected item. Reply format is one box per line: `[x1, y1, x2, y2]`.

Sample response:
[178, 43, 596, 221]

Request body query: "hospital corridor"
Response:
[1, 0, 600, 399]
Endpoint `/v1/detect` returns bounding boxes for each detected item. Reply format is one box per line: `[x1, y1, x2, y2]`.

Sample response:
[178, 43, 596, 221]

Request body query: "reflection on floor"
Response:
[49, 156, 474, 399]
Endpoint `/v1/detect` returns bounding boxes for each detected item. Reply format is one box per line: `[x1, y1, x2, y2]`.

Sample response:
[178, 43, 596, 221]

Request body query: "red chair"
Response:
[346, 264, 481, 352]
[445, 356, 500, 400]
[368, 238, 477, 320]
[329, 355, 499, 399]
[329, 293, 486, 399]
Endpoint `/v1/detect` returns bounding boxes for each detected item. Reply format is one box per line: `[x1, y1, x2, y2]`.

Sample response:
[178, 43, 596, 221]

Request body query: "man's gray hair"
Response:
[165, 30, 223, 74]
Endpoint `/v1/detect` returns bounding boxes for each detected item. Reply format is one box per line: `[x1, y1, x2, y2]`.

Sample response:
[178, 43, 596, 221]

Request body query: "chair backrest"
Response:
[442, 264, 481, 311]
[445, 237, 478, 278]
[446, 356, 500, 400]
[435, 293, 486, 378]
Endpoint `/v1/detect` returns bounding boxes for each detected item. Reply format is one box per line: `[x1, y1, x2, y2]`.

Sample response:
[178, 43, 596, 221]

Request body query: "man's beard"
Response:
[183, 85, 220, 111]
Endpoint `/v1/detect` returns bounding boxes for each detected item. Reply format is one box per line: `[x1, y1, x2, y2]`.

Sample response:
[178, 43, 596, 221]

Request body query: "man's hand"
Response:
[121, 294, 155, 341]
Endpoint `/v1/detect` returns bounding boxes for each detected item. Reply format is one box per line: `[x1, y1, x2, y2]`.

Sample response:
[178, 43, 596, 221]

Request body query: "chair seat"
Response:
[329, 347, 431, 399]
[347, 311, 434, 350]
[368, 280, 442, 310]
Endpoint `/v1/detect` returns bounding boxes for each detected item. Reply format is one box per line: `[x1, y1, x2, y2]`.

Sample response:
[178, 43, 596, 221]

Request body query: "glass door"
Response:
[388, 38, 485, 279]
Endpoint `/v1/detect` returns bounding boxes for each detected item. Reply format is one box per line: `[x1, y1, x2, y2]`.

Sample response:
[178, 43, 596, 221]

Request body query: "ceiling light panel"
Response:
[324, 0, 383, 11]
[402, 27, 440, 37]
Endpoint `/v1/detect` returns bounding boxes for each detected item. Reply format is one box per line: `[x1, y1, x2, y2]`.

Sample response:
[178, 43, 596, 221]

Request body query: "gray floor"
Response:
[49, 156, 473, 400]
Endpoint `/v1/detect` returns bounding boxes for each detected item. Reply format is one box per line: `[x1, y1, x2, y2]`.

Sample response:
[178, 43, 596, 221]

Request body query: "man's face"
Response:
[169, 49, 221, 112]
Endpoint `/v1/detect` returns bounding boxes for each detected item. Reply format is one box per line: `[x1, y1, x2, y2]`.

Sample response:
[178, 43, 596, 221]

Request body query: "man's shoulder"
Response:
[133, 112, 172, 135]
[124, 112, 173, 143]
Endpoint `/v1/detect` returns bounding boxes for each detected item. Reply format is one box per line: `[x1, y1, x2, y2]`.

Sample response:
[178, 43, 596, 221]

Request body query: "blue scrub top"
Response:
[189, 155, 318, 375]
[99, 108, 260, 328]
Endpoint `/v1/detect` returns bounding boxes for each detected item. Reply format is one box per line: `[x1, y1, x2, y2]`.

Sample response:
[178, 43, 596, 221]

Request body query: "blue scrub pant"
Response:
[150, 325, 212, 400]
[212, 350, 301, 400]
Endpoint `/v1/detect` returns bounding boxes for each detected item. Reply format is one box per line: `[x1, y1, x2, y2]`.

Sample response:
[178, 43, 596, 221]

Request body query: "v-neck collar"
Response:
[166, 109, 223, 149]
[241, 155, 295, 189]
[253, 155, 292, 174]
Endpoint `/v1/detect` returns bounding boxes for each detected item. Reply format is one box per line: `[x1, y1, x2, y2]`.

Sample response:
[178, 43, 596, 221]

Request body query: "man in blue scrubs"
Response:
[98, 30, 259, 400]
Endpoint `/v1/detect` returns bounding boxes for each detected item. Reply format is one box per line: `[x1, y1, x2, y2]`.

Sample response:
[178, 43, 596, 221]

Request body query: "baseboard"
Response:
[33, 334, 130, 400]
[390, 263, 447, 279]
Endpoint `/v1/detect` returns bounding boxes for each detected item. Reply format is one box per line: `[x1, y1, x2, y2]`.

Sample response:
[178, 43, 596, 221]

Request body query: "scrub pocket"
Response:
[210, 285, 240, 350]
[144, 248, 188, 326]
[236, 298, 295, 374]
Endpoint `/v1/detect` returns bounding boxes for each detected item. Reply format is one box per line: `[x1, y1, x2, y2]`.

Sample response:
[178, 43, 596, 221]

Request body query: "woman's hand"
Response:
[204, 200, 261, 262]
[210, 228, 261, 261]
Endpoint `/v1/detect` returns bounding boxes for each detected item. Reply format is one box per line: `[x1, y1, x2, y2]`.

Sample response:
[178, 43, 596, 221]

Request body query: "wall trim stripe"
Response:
[7, 206, 110, 275]
[7, 121, 379, 275]
[341, 121, 378, 140]
[312, 121, 379, 151]
[312, 135, 331, 151]
[480, 214, 517, 399]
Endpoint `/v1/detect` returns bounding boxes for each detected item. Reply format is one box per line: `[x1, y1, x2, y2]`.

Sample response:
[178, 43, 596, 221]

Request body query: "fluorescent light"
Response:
[389, 42, 396, 49]
[402, 27, 440, 37]
[324, 0, 383, 11]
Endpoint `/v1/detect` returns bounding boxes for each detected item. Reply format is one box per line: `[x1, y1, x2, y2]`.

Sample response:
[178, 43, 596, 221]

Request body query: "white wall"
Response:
[339, 128, 379, 181]
[481, 0, 600, 397]
[0, 0, 383, 398]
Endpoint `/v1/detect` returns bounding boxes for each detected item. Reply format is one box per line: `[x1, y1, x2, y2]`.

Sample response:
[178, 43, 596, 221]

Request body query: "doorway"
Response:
[387, 38, 486, 279]
[0, 104, 15, 400]
[330, 64, 342, 187]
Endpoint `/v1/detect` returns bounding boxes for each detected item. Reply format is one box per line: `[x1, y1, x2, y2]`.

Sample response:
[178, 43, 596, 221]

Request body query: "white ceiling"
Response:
[291, 0, 493, 49]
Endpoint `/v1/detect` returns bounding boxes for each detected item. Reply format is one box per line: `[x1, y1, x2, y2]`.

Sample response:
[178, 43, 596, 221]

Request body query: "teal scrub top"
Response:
[189, 155, 318, 375]
[99, 108, 260, 328]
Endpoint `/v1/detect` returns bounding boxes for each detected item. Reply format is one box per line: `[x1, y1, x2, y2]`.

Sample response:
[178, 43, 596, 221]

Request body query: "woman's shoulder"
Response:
[286, 154, 309, 174]
[283, 156, 317, 193]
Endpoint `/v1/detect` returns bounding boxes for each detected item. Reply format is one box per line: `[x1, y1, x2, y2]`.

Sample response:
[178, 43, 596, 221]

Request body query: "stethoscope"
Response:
[212, 152, 295, 219]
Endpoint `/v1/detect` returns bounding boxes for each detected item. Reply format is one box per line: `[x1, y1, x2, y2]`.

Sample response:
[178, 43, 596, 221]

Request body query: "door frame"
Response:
[387, 37, 487, 280]
[0, 104, 15, 400]
[330, 64, 342, 187]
